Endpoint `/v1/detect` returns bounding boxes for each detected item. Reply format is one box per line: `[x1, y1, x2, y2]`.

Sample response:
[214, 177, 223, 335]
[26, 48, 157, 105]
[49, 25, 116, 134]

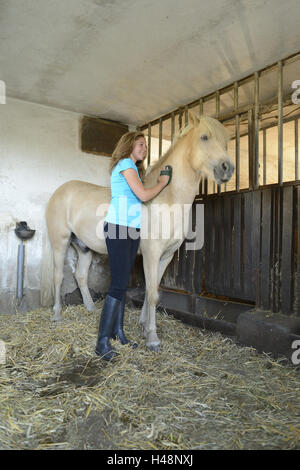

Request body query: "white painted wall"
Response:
[0, 98, 112, 314]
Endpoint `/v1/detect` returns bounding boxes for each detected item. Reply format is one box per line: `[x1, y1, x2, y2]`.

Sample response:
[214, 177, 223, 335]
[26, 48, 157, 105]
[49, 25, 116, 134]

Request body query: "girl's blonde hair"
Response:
[109, 131, 146, 181]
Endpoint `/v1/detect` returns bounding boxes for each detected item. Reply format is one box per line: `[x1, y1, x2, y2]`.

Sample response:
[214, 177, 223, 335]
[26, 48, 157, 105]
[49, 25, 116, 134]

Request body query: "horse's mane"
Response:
[145, 115, 228, 177]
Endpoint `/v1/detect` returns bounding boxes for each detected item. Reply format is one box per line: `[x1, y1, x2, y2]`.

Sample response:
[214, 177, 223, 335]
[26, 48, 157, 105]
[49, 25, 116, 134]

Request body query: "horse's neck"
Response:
[145, 132, 199, 205]
[168, 137, 200, 205]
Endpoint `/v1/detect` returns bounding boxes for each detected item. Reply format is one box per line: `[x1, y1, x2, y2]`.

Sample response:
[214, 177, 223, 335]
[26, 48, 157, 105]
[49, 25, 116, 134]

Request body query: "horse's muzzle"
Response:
[213, 160, 235, 184]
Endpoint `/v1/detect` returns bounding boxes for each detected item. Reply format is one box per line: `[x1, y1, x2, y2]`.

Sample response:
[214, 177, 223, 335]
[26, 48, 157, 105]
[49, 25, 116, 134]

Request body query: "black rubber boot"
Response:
[112, 296, 138, 349]
[95, 295, 121, 361]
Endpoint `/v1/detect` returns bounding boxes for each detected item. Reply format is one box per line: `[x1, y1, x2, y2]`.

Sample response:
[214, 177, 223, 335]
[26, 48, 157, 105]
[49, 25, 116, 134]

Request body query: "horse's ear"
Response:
[188, 110, 200, 126]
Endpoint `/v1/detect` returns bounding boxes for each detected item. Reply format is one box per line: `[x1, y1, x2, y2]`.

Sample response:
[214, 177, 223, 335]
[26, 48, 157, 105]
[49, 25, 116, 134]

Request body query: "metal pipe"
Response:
[199, 98, 203, 116]
[278, 60, 283, 185]
[17, 241, 24, 302]
[147, 123, 151, 166]
[295, 119, 299, 180]
[263, 128, 267, 185]
[254, 72, 260, 189]
[234, 82, 240, 192]
[171, 111, 175, 143]
[159, 118, 163, 158]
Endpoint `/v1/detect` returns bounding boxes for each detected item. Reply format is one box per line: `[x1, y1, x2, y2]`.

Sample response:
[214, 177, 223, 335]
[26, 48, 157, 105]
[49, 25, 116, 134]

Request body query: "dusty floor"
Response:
[0, 301, 299, 450]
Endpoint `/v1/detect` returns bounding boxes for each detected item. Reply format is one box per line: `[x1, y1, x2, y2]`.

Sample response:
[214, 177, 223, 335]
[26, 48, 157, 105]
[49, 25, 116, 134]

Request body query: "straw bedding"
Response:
[0, 301, 299, 450]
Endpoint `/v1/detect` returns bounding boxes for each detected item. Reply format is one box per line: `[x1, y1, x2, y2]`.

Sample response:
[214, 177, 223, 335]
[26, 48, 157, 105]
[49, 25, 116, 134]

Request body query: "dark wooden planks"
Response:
[243, 192, 254, 301]
[251, 190, 262, 306]
[281, 186, 293, 314]
[297, 186, 300, 317]
[260, 189, 272, 309]
[223, 195, 233, 297]
[233, 193, 242, 296]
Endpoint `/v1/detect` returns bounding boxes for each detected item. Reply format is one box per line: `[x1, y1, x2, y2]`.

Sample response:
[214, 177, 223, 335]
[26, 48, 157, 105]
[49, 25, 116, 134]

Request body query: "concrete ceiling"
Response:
[1, 0, 300, 126]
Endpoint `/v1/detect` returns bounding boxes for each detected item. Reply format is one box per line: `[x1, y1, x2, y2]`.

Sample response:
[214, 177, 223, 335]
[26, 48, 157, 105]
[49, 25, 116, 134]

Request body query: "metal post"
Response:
[278, 60, 283, 185]
[295, 118, 299, 180]
[234, 82, 240, 192]
[159, 117, 163, 158]
[185, 105, 189, 127]
[199, 98, 203, 116]
[254, 72, 260, 189]
[263, 128, 267, 185]
[17, 241, 24, 302]
[216, 91, 221, 194]
[171, 112, 175, 143]
[248, 108, 254, 190]
[147, 123, 151, 166]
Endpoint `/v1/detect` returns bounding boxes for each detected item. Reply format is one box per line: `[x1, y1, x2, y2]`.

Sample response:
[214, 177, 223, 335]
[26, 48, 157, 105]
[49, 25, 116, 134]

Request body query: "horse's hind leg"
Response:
[52, 234, 70, 321]
[73, 248, 96, 312]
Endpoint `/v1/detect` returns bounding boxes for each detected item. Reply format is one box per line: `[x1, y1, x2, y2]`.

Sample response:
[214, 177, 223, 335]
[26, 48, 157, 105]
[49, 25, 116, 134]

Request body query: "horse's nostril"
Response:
[222, 162, 228, 172]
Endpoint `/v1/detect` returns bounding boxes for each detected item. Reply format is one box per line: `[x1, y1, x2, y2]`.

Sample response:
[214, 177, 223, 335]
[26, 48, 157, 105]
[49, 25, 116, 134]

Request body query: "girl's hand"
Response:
[158, 166, 171, 186]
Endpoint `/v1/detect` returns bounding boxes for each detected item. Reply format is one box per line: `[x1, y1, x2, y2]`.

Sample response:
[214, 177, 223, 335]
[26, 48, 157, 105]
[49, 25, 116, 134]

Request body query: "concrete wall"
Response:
[0, 98, 112, 314]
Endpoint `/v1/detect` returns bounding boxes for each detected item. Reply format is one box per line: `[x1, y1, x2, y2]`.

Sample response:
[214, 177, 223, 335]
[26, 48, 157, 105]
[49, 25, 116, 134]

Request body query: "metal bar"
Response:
[263, 128, 267, 185]
[216, 91, 221, 194]
[254, 72, 259, 189]
[138, 51, 300, 132]
[296, 118, 299, 180]
[234, 82, 240, 192]
[139, 94, 295, 132]
[17, 242, 24, 301]
[185, 105, 189, 126]
[147, 123, 151, 166]
[278, 60, 283, 185]
[159, 117, 163, 158]
[171, 112, 175, 143]
[179, 108, 183, 131]
[199, 98, 203, 115]
[248, 109, 254, 190]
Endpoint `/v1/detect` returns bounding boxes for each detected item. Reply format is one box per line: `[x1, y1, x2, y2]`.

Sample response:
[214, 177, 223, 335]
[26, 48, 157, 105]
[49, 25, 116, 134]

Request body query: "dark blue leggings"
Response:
[104, 222, 140, 301]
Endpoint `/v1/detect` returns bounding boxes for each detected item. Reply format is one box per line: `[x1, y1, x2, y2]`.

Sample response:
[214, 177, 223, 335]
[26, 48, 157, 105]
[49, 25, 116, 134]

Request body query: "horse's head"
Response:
[188, 113, 234, 185]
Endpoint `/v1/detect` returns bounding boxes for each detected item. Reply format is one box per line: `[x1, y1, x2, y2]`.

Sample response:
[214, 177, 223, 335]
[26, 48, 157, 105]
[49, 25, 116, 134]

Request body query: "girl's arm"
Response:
[121, 168, 169, 202]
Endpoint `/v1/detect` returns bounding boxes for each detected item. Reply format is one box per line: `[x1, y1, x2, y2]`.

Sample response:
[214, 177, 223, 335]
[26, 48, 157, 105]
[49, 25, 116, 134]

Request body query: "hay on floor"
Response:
[0, 301, 299, 450]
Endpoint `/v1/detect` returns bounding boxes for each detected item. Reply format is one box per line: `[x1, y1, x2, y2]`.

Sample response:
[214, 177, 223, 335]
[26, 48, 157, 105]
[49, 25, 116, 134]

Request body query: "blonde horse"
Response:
[45, 114, 234, 351]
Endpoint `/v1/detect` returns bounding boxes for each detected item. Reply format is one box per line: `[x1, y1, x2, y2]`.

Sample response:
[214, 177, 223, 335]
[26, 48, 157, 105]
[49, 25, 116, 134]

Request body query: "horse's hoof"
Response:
[86, 304, 96, 312]
[53, 315, 63, 322]
[146, 343, 160, 352]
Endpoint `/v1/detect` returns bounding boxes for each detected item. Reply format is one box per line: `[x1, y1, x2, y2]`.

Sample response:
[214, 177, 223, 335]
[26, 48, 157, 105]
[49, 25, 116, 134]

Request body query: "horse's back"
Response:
[46, 180, 110, 235]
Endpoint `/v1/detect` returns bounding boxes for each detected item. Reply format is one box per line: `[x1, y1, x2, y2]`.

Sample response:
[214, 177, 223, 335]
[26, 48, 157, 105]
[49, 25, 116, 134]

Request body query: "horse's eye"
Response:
[201, 134, 208, 141]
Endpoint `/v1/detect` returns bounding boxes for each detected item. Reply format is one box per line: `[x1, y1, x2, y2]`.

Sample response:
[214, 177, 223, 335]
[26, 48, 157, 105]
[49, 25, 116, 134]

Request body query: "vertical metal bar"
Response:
[17, 241, 24, 301]
[204, 178, 208, 196]
[199, 179, 203, 195]
[248, 108, 254, 190]
[199, 98, 203, 116]
[159, 117, 163, 158]
[179, 108, 183, 131]
[216, 91, 221, 194]
[185, 105, 189, 127]
[263, 128, 267, 185]
[216, 91, 220, 118]
[295, 118, 298, 180]
[278, 60, 283, 185]
[171, 112, 175, 143]
[254, 72, 260, 189]
[234, 82, 240, 192]
[147, 123, 151, 166]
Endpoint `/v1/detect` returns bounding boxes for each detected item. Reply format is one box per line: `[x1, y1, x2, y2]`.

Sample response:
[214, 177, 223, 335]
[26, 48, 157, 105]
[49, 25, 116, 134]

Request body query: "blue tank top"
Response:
[105, 158, 142, 228]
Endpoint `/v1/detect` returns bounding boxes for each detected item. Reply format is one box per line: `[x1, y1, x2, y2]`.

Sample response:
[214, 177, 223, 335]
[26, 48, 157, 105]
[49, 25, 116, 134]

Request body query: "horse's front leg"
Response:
[141, 252, 174, 351]
[141, 252, 161, 351]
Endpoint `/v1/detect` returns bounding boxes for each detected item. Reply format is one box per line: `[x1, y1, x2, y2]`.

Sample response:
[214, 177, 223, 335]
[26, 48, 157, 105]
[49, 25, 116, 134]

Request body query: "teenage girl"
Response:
[95, 131, 170, 360]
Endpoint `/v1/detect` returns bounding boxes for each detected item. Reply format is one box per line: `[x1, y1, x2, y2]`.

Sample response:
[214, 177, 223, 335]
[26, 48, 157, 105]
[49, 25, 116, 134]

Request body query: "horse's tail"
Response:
[40, 216, 54, 307]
